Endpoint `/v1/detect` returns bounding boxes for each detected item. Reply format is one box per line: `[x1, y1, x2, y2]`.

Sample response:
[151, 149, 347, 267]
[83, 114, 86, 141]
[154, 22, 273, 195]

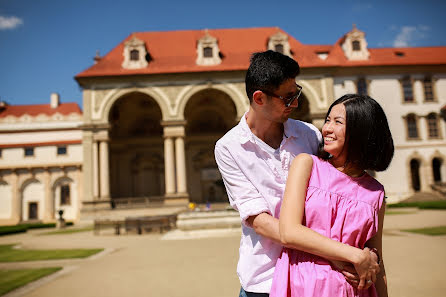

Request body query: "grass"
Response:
[0, 267, 62, 296]
[0, 244, 103, 262]
[387, 200, 446, 210]
[402, 226, 446, 236]
[39, 226, 94, 235]
[385, 210, 417, 215]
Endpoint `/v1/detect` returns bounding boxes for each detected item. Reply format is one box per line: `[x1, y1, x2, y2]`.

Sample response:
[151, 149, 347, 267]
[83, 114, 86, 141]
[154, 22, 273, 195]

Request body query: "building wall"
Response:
[334, 74, 446, 202]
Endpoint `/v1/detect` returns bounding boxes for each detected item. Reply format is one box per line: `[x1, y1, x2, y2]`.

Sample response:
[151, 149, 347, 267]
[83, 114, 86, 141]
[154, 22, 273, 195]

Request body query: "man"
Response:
[214, 50, 378, 296]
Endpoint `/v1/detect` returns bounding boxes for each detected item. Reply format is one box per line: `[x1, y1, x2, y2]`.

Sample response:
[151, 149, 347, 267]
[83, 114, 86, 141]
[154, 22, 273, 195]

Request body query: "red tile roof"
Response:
[75, 27, 446, 79]
[0, 103, 82, 118]
[0, 140, 82, 148]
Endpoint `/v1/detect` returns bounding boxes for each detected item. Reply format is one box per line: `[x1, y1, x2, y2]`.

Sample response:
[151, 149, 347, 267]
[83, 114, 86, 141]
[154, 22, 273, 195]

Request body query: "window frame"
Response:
[426, 113, 442, 139]
[404, 113, 421, 140]
[24, 147, 35, 157]
[422, 76, 437, 103]
[400, 76, 415, 104]
[57, 146, 67, 155]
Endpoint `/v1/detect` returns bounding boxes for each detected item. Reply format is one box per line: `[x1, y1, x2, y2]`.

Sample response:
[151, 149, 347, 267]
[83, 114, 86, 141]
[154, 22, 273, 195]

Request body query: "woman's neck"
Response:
[329, 159, 364, 177]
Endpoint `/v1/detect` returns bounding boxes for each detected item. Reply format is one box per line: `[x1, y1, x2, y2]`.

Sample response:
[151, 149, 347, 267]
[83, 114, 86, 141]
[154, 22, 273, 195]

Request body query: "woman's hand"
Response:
[352, 247, 380, 290]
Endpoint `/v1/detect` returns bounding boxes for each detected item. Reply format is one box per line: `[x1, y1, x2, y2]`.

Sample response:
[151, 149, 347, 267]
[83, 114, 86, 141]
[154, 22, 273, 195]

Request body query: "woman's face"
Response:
[322, 103, 347, 164]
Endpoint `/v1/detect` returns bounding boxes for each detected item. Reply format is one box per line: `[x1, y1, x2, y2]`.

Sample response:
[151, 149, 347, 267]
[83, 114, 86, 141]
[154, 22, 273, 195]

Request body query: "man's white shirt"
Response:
[214, 112, 321, 293]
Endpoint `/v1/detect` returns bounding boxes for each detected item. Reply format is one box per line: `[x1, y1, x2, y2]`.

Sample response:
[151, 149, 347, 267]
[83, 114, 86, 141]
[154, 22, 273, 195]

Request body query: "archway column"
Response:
[162, 121, 189, 204]
[92, 140, 99, 199]
[98, 132, 110, 199]
[10, 170, 20, 223]
[43, 169, 53, 221]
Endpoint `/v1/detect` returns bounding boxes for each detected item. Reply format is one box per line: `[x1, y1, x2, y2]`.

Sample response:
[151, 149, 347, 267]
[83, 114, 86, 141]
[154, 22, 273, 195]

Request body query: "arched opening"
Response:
[289, 93, 311, 123]
[410, 159, 421, 192]
[109, 92, 164, 200]
[184, 89, 237, 204]
[53, 176, 76, 221]
[432, 158, 443, 184]
[21, 179, 44, 221]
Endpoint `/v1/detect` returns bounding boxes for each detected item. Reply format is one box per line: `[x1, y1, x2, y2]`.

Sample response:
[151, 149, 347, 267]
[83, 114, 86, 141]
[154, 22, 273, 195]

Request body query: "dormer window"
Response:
[122, 36, 148, 69]
[268, 30, 291, 57]
[203, 47, 213, 58]
[130, 49, 139, 61]
[341, 25, 370, 61]
[196, 30, 222, 66]
[275, 44, 284, 54]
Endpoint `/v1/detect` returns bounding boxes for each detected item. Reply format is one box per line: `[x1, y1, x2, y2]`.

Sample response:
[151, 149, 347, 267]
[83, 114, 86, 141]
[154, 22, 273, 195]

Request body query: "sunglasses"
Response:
[260, 83, 303, 107]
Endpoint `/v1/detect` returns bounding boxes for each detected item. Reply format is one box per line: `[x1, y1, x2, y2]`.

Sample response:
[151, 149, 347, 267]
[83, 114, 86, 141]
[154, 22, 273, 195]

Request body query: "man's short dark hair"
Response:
[245, 50, 300, 103]
[319, 94, 395, 172]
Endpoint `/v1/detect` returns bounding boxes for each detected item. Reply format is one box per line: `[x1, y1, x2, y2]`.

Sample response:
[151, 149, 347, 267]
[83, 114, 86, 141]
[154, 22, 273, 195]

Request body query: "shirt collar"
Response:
[237, 111, 299, 144]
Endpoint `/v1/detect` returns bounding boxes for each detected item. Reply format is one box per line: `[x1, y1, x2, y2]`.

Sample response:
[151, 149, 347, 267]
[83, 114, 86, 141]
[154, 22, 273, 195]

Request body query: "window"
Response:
[24, 147, 34, 157]
[402, 76, 414, 102]
[60, 185, 71, 205]
[0, 149, 2, 158]
[130, 49, 139, 61]
[427, 113, 440, 138]
[423, 76, 434, 102]
[57, 146, 67, 155]
[203, 47, 213, 58]
[357, 78, 367, 95]
[275, 44, 284, 54]
[406, 114, 419, 139]
[352, 40, 361, 51]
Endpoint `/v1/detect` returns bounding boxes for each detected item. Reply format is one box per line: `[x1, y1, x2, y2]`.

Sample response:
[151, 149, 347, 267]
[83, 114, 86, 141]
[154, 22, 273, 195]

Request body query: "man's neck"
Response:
[246, 107, 284, 149]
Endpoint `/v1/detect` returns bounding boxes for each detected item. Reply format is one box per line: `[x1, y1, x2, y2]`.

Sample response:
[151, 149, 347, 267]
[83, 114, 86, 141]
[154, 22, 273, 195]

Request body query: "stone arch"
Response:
[183, 87, 238, 203]
[107, 92, 165, 200]
[297, 80, 324, 111]
[430, 151, 445, 184]
[406, 153, 425, 193]
[176, 83, 248, 121]
[100, 88, 170, 122]
[20, 178, 43, 221]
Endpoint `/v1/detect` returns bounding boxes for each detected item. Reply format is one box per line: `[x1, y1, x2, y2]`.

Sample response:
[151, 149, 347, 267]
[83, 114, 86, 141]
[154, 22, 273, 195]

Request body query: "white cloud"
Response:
[392, 25, 430, 47]
[0, 16, 24, 30]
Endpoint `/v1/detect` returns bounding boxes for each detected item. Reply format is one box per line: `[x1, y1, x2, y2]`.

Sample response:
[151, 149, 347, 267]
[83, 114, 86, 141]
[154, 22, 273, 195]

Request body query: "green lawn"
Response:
[0, 244, 103, 262]
[402, 226, 446, 236]
[39, 226, 94, 235]
[0, 267, 62, 295]
[388, 200, 446, 209]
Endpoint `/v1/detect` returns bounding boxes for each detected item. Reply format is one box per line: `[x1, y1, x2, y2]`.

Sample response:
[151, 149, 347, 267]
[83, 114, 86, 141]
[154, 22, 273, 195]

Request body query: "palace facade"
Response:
[1, 26, 445, 224]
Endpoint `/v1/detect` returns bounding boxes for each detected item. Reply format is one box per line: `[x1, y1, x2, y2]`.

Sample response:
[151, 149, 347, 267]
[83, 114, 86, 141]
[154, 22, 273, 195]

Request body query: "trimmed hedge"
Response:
[0, 222, 74, 236]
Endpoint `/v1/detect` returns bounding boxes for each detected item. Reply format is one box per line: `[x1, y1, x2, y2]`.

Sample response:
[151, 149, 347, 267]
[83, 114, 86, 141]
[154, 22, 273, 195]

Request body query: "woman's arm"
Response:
[279, 153, 377, 289]
[365, 198, 388, 297]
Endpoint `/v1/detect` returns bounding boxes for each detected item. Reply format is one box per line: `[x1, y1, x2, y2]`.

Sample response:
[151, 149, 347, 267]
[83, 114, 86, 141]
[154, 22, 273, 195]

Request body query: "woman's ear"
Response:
[252, 90, 265, 106]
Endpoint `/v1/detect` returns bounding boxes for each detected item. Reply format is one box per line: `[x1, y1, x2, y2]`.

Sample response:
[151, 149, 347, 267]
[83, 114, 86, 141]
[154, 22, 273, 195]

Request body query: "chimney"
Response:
[50, 93, 60, 108]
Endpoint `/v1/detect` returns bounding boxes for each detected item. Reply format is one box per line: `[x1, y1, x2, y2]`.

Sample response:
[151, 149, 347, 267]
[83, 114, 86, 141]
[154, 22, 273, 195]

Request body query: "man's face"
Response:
[263, 78, 299, 123]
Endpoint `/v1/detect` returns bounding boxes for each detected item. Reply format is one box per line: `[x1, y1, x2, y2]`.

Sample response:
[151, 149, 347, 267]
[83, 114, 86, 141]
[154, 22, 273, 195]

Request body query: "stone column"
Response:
[175, 136, 187, 195]
[99, 140, 110, 199]
[43, 169, 53, 221]
[10, 170, 21, 223]
[164, 137, 176, 195]
[92, 141, 99, 198]
[82, 130, 95, 203]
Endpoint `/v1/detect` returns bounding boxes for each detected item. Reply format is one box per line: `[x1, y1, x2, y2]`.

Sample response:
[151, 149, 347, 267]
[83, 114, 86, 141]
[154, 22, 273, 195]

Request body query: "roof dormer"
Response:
[122, 35, 148, 69]
[268, 30, 291, 57]
[196, 30, 222, 66]
[341, 24, 370, 61]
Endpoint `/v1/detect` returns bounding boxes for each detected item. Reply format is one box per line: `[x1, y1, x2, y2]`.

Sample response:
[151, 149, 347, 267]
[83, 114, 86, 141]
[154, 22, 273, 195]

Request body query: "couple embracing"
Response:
[214, 50, 393, 297]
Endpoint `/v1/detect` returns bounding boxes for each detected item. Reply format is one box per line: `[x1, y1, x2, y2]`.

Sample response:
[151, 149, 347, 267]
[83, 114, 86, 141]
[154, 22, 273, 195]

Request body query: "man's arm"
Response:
[246, 213, 281, 243]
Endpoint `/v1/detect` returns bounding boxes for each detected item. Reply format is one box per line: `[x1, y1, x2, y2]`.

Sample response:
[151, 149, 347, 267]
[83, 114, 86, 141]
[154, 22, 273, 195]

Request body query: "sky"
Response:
[0, 0, 445, 108]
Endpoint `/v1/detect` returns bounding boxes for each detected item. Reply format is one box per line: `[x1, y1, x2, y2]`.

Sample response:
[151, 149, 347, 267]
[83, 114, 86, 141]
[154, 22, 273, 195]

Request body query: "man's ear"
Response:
[252, 90, 265, 106]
